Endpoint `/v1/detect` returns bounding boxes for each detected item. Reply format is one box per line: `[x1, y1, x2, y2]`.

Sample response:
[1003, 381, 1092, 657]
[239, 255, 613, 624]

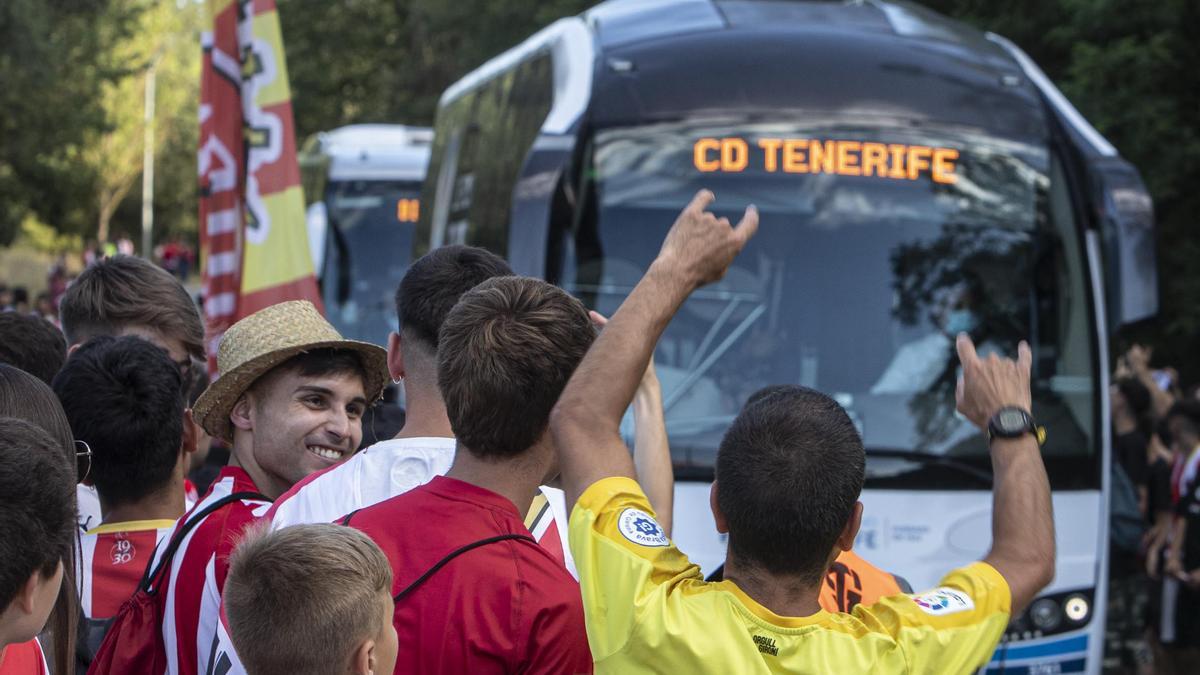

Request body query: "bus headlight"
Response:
[1029, 598, 1062, 631]
[1064, 594, 1090, 623]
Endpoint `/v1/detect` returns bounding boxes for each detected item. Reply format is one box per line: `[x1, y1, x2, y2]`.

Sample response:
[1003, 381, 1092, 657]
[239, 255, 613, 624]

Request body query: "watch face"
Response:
[998, 409, 1027, 432]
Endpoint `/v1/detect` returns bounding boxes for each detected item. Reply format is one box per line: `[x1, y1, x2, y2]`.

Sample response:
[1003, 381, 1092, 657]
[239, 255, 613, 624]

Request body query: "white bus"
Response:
[417, 2, 1159, 672]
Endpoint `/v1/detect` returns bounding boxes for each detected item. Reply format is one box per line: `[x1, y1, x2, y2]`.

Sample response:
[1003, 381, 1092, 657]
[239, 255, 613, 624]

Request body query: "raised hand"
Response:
[955, 334, 1032, 432]
[656, 190, 759, 289]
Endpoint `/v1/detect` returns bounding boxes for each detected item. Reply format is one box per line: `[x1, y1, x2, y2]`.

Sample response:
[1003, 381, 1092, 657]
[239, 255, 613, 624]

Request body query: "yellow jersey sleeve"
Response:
[568, 476, 703, 661]
[852, 561, 1011, 674]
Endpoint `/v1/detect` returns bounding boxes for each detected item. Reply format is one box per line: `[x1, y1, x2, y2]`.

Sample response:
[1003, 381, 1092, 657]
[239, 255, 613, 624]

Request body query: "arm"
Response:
[955, 335, 1055, 615]
[587, 311, 675, 534]
[551, 190, 758, 510]
[632, 356, 673, 535]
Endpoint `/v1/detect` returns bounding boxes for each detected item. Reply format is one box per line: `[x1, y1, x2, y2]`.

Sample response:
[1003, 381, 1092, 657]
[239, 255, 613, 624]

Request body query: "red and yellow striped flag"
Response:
[197, 0, 320, 373]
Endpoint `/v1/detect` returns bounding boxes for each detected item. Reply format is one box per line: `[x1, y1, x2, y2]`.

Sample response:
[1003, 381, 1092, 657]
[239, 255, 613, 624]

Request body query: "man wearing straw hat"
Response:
[153, 299, 388, 675]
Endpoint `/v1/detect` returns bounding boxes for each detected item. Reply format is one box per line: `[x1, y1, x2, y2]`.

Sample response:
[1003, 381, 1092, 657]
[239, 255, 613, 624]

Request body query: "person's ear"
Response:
[349, 638, 376, 675]
[710, 481, 729, 534]
[387, 332, 405, 383]
[180, 409, 199, 457]
[836, 501, 864, 552]
[230, 395, 254, 433]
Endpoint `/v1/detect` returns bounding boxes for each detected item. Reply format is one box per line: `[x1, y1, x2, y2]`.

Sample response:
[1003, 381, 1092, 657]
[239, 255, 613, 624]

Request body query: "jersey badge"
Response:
[912, 587, 974, 615]
[617, 508, 669, 547]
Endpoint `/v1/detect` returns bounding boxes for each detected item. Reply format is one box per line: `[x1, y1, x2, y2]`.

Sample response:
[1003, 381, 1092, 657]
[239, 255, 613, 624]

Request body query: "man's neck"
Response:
[227, 442, 287, 499]
[100, 480, 186, 526]
[445, 449, 544, 518]
[394, 382, 453, 439]
[721, 557, 824, 618]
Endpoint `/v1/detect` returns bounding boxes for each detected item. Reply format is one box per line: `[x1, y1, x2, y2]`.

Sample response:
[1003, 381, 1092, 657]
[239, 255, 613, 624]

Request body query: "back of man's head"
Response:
[225, 523, 395, 675]
[438, 276, 593, 459]
[716, 385, 865, 585]
[0, 313, 66, 385]
[0, 417, 75, 614]
[53, 336, 185, 507]
[59, 255, 204, 361]
[395, 245, 513, 351]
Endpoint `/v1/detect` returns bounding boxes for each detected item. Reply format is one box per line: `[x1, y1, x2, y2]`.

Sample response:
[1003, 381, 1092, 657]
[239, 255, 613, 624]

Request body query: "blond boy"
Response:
[223, 524, 397, 675]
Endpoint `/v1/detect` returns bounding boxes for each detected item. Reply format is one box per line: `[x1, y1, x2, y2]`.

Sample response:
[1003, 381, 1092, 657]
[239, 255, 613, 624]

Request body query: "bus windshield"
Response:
[559, 120, 1097, 489]
[321, 179, 422, 343]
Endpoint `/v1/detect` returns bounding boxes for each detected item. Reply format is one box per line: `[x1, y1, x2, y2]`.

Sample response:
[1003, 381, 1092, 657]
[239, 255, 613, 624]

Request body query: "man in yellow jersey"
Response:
[550, 189, 1056, 674]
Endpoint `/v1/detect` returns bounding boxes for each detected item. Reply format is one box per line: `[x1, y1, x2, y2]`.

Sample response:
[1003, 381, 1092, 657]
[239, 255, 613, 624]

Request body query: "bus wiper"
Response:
[864, 447, 993, 487]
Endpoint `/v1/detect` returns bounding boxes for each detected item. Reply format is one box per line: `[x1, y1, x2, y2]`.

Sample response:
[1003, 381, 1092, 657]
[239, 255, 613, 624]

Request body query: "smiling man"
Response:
[151, 300, 387, 675]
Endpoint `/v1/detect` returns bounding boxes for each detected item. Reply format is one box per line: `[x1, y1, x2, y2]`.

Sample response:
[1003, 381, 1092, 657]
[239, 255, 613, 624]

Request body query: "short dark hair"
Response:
[1115, 377, 1151, 418]
[0, 313, 67, 385]
[1166, 400, 1200, 441]
[396, 245, 512, 349]
[59, 255, 204, 361]
[0, 417, 76, 611]
[716, 385, 865, 584]
[251, 348, 370, 401]
[53, 336, 185, 507]
[438, 276, 594, 459]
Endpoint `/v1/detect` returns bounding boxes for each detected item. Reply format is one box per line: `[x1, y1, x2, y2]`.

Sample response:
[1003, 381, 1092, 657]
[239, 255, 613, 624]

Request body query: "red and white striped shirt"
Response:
[152, 467, 268, 675]
[75, 519, 175, 620]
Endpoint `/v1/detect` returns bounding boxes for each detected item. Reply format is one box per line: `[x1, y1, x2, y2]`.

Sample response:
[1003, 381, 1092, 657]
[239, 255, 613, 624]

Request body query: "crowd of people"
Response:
[1104, 344, 1200, 673]
[0, 190, 1117, 674]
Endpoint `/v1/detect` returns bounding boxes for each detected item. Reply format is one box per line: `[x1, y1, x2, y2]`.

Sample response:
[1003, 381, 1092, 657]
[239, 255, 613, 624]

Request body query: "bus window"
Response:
[321, 179, 422, 343]
[557, 120, 1094, 489]
[425, 52, 555, 258]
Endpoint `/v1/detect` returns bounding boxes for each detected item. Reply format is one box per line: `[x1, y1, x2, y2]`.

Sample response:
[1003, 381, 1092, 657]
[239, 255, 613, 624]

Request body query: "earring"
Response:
[391, 376, 402, 385]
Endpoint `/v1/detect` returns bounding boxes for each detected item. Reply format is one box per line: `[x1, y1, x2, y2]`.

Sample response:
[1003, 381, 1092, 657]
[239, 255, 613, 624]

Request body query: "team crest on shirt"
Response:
[912, 587, 974, 615]
[109, 534, 135, 565]
[617, 508, 669, 547]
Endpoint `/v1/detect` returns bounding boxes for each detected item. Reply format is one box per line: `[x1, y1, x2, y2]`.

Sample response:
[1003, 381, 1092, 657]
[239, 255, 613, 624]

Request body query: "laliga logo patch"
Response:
[617, 508, 669, 547]
[913, 587, 974, 615]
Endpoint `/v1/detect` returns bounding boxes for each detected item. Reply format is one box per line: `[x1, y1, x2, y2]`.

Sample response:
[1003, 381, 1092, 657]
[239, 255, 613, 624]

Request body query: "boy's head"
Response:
[53, 336, 190, 509]
[192, 301, 388, 498]
[1166, 399, 1200, 453]
[225, 523, 397, 675]
[58, 255, 204, 376]
[713, 385, 866, 585]
[0, 313, 67, 386]
[437, 276, 594, 461]
[0, 418, 75, 646]
[389, 245, 512, 383]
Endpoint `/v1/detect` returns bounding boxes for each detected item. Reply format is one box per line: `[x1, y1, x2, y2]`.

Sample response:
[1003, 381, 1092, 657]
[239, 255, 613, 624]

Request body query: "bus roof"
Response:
[439, 0, 1117, 156]
[306, 124, 433, 182]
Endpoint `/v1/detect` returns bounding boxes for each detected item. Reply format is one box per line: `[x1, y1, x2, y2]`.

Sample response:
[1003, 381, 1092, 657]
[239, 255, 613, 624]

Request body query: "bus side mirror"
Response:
[1093, 160, 1158, 329]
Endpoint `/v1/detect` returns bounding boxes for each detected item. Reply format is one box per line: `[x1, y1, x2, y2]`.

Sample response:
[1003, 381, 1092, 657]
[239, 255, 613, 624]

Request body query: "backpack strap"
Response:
[139, 491, 269, 595]
[394, 533, 536, 602]
[340, 509, 361, 526]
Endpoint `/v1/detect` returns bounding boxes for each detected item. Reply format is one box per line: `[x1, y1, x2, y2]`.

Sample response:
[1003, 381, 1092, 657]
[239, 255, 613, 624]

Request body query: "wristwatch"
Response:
[987, 406, 1046, 446]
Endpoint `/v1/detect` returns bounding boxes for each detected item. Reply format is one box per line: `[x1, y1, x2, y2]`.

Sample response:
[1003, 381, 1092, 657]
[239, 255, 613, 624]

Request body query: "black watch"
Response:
[987, 406, 1044, 445]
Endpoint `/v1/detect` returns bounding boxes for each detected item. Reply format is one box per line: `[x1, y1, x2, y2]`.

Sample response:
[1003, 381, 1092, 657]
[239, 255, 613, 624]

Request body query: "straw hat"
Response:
[192, 300, 388, 442]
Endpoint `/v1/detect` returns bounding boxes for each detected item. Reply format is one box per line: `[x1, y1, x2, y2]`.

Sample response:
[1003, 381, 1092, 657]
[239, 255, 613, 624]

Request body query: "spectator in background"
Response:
[223, 524, 397, 675]
[53, 336, 197, 661]
[0, 365, 81, 675]
[0, 313, 67, 386]
[0, 284, 11, 311]
[1163, 401, 1200, 670]
[0, 419, 76, 675]
[58, 255, 205, 531]
[10, 288, 29, 315]
[35, 292, 58, 327]
[1113, 377, 1153, 513]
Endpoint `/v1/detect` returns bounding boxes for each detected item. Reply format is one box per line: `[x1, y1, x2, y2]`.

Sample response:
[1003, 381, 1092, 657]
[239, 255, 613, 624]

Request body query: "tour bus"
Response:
[416, 1, 1158, 672]
[299, 124, 432, 438]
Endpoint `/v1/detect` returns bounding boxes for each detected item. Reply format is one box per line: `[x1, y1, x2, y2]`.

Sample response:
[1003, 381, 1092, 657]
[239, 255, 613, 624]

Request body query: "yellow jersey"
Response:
[569, 476, 1011, 674]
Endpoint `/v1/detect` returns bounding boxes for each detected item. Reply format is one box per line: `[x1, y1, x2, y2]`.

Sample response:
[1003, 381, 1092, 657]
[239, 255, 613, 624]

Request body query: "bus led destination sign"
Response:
[693, 137, 959, 184]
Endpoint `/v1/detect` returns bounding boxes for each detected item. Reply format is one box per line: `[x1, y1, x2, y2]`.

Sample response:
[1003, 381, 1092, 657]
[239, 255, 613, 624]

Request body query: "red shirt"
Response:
[0, 639, 47, 675]
[350, 476, 592, 674]
[154, 467, 268, 675]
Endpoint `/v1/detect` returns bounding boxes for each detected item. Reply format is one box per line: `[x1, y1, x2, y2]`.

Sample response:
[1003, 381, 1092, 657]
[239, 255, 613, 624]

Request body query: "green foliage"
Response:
[923, 0, 1200, 379]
